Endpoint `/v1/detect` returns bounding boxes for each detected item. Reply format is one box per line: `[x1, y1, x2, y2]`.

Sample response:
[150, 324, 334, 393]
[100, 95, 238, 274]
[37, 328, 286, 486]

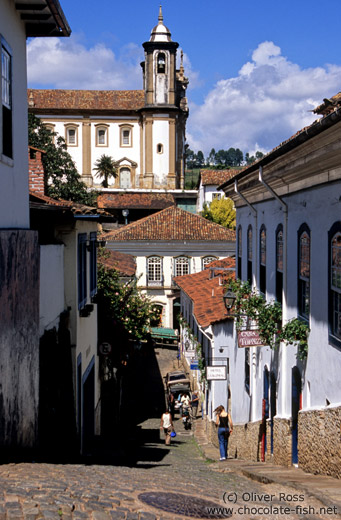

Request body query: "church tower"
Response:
[140, 6, 188, 189]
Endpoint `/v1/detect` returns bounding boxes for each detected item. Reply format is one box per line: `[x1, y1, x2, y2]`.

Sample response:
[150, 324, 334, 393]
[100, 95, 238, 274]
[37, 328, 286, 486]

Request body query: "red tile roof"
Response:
[29, 190, 108, 215]
[98, 250, 136, 277]
[313, 92, 341, 116]
[98, 192, 175, 210]
[28, 89, 145, 112]
[174, 257, 235, 327]
[103, 206, 236, 242]
[200, 169, 240, 186]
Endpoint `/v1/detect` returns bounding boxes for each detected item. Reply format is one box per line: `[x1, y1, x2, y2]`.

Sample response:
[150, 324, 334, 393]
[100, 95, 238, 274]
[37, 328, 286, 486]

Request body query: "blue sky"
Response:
[27, 0, 341, 157]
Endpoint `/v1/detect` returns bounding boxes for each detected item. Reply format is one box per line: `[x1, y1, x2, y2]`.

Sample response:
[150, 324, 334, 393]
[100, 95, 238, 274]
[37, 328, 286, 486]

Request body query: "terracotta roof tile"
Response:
[200, 169, 240, 186]
[103, 206, 236, 242]
[98, 250, 136, 277]
[174, 257, 235, 327]
[28, 89, 145, 112]
[98, 192, 175, 210]
[29, 190, 109, 215]
[313, 92, 341, 116]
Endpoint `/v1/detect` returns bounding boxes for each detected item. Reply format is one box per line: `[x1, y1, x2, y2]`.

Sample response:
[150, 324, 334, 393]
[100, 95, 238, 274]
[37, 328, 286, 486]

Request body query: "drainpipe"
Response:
[234, 179, 258, 422]
[258, 166, 288, 417]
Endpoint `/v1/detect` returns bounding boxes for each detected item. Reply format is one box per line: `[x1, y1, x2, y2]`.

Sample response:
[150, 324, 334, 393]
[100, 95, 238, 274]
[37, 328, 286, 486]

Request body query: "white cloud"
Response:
[27, 36, 143, 90]
[188, 41, 341, 155]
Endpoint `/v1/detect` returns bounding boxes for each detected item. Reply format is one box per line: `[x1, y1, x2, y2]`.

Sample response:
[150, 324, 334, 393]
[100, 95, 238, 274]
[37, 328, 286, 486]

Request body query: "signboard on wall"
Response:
[190, 359, 199, 370]
[206, 366, 227, 380]
[238, 330, 265, 348]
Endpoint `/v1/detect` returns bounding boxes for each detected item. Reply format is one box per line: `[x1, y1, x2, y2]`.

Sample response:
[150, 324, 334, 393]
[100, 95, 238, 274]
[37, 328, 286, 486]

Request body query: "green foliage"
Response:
[228, 279, 309, 359]
[97, 252, 158, 341]
[28, 114, 97, 205]
[245, 151, 264, 165]
[93, 154, 117, 188]
[178, 314, 206, 382]
[201, 197, 236, 229]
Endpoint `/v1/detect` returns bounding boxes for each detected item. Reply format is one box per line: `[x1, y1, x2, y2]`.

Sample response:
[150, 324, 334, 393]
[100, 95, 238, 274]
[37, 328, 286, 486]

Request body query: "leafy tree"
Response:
[245, 150, 264, 165]
[207, 148, 216, 166]
[28, 114, 97, 205]
[185, 148, 196, 169]
[196, 150, 205, 167]
[97, 253, 158, 342]
[93, 154, 117, 188]
[201, 196, 236, 229]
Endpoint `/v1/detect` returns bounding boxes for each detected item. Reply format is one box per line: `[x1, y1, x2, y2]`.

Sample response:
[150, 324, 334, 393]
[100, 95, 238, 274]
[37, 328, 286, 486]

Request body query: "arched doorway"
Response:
[150, 304, 163, 327]
[173, 298, 180, 331]
[261, 366, 269, 461]
[119, 167, 131, 188]
[291, 367, 302, 464]
[270, 372, 277, 455]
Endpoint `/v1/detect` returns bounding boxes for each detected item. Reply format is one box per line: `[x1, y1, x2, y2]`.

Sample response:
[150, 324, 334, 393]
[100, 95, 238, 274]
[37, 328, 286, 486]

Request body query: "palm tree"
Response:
[93, 154, 117, 188]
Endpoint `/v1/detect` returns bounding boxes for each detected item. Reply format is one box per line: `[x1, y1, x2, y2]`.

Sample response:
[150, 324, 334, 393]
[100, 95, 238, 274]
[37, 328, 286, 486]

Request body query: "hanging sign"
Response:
[98, 342, 112, 356]
[238, 330, 265, 348]
[206, 366, 227, 380]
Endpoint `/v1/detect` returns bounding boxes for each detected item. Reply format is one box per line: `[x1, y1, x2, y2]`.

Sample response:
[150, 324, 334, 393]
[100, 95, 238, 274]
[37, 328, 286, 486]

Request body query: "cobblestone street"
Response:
[0, 346, 339, 520]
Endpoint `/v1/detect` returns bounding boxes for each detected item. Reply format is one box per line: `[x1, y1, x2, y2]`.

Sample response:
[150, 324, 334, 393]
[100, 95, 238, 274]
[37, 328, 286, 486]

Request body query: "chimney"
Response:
[28, 146, 47, 195]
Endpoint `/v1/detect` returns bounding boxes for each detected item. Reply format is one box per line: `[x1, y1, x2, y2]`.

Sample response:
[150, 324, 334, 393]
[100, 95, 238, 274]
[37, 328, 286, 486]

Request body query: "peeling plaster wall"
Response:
[0, 230, 39, 449]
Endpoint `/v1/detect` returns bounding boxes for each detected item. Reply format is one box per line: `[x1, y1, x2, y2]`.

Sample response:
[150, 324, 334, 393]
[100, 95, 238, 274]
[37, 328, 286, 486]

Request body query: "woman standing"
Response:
[214, 405, 233, 460]
[160, 409, 173, 445]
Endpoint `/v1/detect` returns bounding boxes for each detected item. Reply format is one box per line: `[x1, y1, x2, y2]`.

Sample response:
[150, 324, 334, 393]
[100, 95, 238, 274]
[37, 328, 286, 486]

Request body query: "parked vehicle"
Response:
[165, 370, 191, 395]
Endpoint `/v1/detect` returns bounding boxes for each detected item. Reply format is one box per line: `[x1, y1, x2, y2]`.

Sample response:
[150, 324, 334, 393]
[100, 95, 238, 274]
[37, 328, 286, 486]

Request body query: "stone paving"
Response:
[0, 346, 339, 520]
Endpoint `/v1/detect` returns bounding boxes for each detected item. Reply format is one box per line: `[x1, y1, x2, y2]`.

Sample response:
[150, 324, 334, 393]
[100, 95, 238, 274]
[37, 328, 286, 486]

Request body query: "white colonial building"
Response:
[197, 170, 238, 213]
[104, 206, 236, 330]
[28, 7, 189, 194]
[219, 92, 341, 478]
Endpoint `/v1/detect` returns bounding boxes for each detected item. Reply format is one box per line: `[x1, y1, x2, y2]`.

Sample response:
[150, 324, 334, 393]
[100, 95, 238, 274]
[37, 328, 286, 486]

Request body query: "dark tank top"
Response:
[219, 415, 229, 428]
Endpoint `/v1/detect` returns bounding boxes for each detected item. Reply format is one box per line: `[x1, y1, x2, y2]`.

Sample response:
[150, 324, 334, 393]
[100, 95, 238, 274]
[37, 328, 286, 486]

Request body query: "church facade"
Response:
[28, 8, 189, 192]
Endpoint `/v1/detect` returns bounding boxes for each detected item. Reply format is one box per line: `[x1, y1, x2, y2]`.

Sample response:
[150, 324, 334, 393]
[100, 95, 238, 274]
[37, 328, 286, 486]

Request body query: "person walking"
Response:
[214, 405, 233, 460]
[191, 390, 199, 419]
[160, 409, 173, 445]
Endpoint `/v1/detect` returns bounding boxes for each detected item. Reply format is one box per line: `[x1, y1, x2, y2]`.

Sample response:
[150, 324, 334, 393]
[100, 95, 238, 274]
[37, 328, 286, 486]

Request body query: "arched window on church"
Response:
[157, 53, 166, 74]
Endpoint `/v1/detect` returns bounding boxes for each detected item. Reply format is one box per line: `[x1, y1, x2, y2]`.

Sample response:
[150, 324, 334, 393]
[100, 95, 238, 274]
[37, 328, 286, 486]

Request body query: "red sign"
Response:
[238, 330, 265, 348]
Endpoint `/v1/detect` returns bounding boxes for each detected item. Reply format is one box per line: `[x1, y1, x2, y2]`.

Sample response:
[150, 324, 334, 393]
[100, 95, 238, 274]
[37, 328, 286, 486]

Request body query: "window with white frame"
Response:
[147, 256, 163, 285]
[202, 256, 217, 270]
[44, 124, 55, 144]
[298, 224, 310, 321]
[120, 125, 132, 147]
[174, 257, 190, 277]
[96, 126, 108, 146]
[1, 36, 12, 159]
[65, 125, 78, 146]
[329, 223, 341, 347]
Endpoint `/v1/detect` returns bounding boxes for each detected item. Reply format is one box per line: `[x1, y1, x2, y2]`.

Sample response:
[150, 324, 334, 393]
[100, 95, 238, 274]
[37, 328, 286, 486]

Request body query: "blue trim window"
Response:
[259, 225, 266, 295]
[247, 225, 253, 285]
[89, 232, 97, 298]
[78, 233, 87, 310]
[329, 222, 341, 348]
[1, 36, 12, 159]
[298, 224, 310, 321]
[237, 226, 242, 279]
[276, 225, 283, 304]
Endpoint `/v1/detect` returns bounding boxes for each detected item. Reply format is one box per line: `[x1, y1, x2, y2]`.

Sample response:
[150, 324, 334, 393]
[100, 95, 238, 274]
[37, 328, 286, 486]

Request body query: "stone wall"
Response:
[272, 417, 292, 466]
[298, 407, 341, 479]
[0, 230, 40, 451]
[207, 417, 263, 461]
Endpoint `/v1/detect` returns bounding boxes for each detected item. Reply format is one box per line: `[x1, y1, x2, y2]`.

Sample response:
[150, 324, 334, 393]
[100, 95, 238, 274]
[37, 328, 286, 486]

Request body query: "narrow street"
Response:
[0, 345, 338, 520]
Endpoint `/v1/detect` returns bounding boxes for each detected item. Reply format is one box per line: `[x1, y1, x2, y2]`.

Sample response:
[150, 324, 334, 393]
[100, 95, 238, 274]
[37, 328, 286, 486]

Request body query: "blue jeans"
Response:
[218, 427, 230, 458]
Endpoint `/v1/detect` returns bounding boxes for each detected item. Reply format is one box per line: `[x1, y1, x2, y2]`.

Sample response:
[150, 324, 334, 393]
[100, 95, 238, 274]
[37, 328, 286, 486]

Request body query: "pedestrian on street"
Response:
[168, 391, 175, 419]
[191, 390, 199, 419]
[160, 409, 173, 445]
[214, 405, 233, 461]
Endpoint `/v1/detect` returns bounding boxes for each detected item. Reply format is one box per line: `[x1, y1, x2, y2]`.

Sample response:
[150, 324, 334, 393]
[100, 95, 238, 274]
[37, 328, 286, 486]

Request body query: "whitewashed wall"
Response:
[39, 244, 65, 336]
[0, 2, 29, 228]
[236, 181, 341, 423]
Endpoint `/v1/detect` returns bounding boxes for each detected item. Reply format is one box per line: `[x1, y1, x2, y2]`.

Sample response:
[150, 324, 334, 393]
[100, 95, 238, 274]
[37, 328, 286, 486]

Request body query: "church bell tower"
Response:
[139, 7, 188, 189]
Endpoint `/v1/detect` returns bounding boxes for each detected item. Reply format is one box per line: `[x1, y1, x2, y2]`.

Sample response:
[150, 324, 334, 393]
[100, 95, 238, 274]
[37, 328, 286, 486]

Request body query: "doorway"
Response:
[291, 367, 302, 464]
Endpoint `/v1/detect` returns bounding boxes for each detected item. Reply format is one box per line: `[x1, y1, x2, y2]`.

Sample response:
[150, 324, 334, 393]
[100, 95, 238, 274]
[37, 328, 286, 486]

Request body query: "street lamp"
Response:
[122, 209, 129, 225]
[223, 286, 236, 312]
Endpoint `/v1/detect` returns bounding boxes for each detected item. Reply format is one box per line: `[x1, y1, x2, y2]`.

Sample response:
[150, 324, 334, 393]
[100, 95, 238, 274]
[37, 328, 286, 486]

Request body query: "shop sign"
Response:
[238, 330, 265, 348]
[190, 358, 199, 370]
[98, 342, 112, 356]
[206, 366, 227, 380]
